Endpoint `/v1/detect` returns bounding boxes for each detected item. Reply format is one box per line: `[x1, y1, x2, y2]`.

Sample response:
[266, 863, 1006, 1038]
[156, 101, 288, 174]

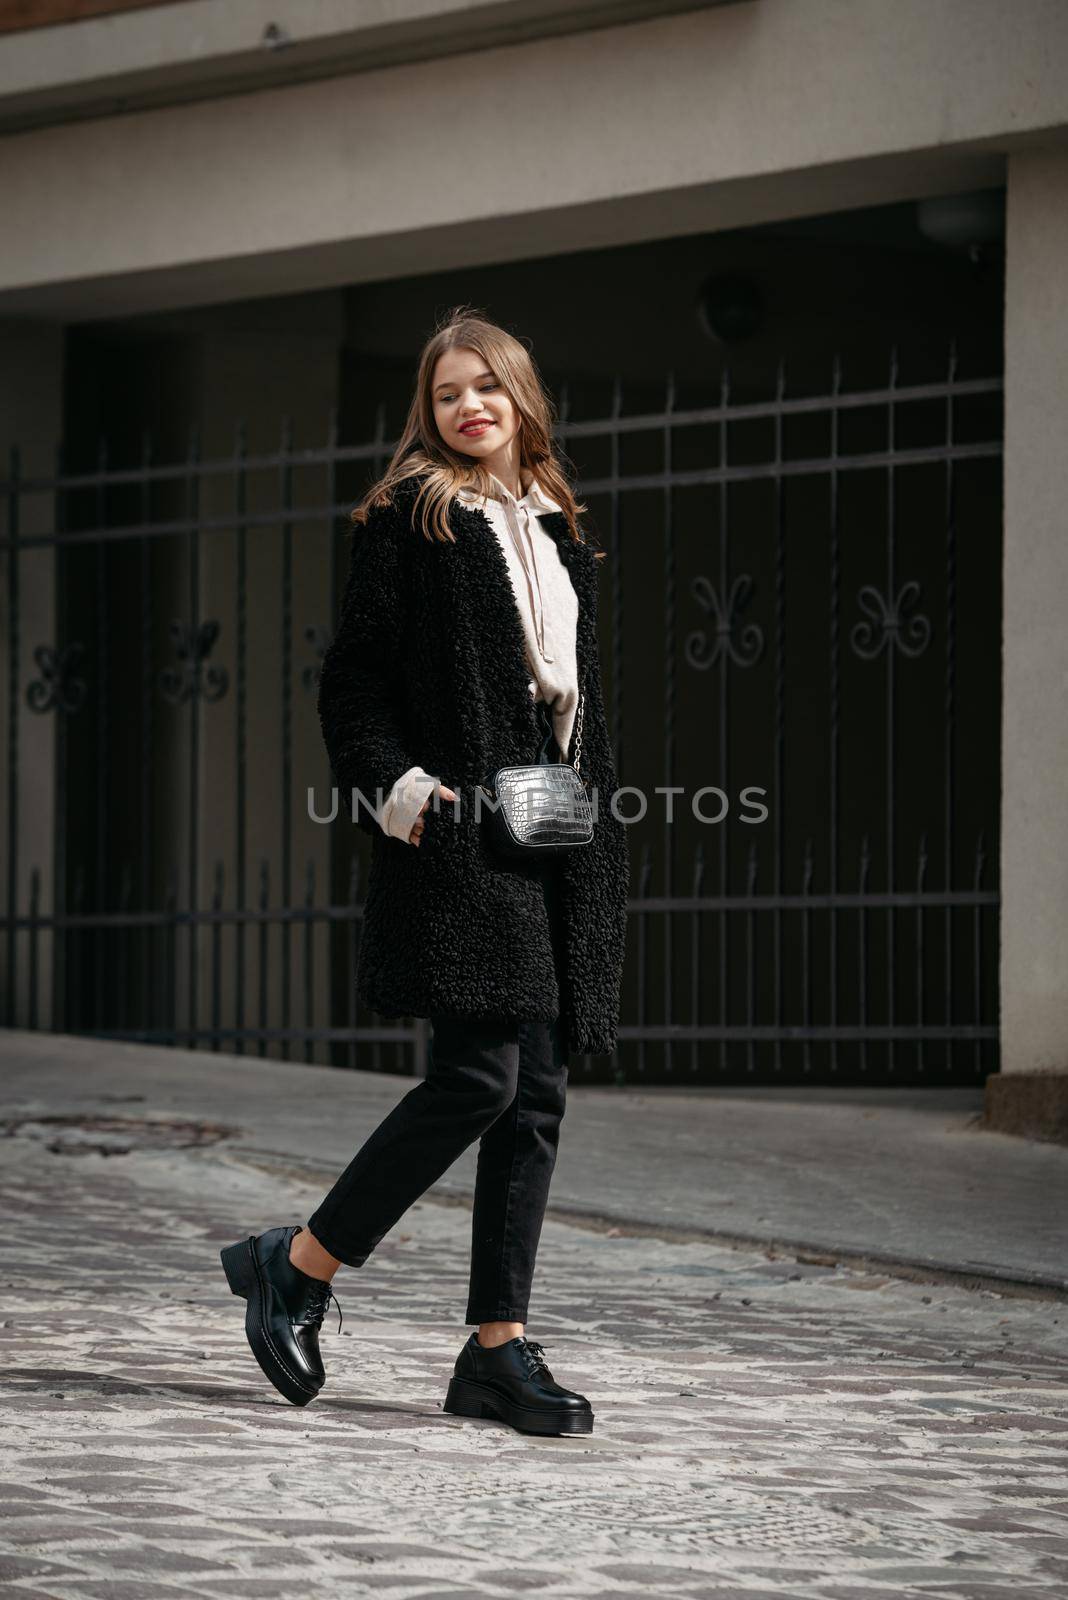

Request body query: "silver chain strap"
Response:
[571, 684, 585, 776]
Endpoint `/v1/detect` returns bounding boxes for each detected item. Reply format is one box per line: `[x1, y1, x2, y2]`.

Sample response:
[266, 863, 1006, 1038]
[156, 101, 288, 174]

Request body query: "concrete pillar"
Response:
[986, 146, 1068, 1143]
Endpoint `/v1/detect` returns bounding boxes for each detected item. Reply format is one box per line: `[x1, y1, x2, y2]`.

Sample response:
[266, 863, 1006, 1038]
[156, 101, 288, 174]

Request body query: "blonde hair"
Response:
[350, 305, 593, 550]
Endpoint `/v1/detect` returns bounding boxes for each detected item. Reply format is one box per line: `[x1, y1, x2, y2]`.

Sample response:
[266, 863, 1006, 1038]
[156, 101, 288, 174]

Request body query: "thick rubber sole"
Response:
[442, 1374, 594, 1436]
[220, 1237, 321, 1408]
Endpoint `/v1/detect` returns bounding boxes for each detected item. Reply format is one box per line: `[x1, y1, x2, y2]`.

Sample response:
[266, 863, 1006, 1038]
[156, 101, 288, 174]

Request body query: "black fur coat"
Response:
[317, 472, 630, 1056]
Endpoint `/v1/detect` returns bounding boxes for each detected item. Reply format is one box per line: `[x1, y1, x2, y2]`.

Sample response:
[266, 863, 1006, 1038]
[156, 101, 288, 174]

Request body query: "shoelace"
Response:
[302, 1281, 344, 1335]
[518, 1338, 553, 1380]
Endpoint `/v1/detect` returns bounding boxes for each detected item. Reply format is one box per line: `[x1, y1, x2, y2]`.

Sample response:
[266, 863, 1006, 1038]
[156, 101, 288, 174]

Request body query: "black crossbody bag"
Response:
[478, 675, 594, 859]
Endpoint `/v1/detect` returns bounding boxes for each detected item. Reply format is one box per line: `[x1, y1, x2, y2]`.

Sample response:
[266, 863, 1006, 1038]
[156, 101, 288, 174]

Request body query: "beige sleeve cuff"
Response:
[379, 765, 442, 843]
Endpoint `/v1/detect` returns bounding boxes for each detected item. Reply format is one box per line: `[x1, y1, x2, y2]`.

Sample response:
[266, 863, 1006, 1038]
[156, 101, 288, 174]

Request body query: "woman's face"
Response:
[431, 346, 520, 465]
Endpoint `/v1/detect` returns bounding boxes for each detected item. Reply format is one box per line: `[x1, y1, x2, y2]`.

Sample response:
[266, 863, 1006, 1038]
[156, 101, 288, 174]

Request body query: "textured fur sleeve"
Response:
[317, 508, 417, 838]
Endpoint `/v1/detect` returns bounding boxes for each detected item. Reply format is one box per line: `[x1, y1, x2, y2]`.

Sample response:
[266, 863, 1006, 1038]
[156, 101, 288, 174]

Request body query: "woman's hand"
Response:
[410, 785, 459, 846]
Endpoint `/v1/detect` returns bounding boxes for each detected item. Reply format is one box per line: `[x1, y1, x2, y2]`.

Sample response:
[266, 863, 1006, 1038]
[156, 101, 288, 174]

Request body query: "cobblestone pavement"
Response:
[1, 1126, 1066, 1599]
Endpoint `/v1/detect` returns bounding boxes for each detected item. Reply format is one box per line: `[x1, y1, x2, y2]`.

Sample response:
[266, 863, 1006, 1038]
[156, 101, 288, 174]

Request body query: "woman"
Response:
[220, 308, 629, 1437]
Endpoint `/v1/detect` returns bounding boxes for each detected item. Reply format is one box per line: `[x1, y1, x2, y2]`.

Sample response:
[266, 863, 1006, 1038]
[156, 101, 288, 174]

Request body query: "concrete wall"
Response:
[2, 0, 1065, 320]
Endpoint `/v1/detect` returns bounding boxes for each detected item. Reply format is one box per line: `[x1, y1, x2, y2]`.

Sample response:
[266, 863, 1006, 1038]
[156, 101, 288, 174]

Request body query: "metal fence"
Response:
[1, 347, 1002, 1083]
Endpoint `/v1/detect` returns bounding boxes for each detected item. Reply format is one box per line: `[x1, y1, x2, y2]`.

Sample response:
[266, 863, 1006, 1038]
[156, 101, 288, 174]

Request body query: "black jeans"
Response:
[306, 699, 570, 1326]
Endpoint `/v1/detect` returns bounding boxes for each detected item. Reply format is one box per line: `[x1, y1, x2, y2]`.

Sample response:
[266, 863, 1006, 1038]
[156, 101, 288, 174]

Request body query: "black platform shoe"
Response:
[219, 1224, 343, 1407]
[443, 1332, 594, 1436]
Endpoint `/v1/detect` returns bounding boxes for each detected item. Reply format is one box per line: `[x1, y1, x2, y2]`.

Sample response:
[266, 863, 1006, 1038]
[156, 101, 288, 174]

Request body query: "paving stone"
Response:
[188, 1585, 336, 1598]
[475, 1572, 561, 1590]
[0, 1554, 82, 1583]
[2, 1519, 125, 1546]
[3, 1592, 84, 1600]
[46, 1584, 215, 1599]
[73, 1550, 237, 1575]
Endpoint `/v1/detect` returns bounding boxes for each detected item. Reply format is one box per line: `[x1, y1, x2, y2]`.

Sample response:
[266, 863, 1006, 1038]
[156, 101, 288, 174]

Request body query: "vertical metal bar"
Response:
[773, 361, 787, 1074]
[71, 864, 84, 1033]
[801, 837, 813, 1074]
[165, 865, 178, 1046]
[303, 856, 314, 1064]
[943, 344, 958, 1077]
[186, 424, 202, 1050]
[369, 404, 390, 1075]
[690, 840, 705, 1076]
[94, 437, 108, 1032]
[662, 370, 676, 1079]
[973, 831, 986, 1078]
[717, 367, 730, 1075]
[258, 856, 269, 1058]
[916, 833, 928, 1073]
[858, 835, 870, 1073]
[116, 861, 132, 1035]
[28, 865, 40, 1030]
[53, 442, 68, 1035]
[326, 404, 340, 618]
[139, 430, 154, 1038]
[211, 857, 223, 1051]
[885, 348, 898, 1075]
[280, 416, 294, 1061]
[607, 377, 624, 780]
[324, 407, 338, 1064]
[828, 356, 842, 1076]
[154, 863, 166, 1042]
[636, 843, 652, 1079]
[6, 446, 20, 1026]
[745, 841, 757, 1074]
[233, 420, 248, 1055]
[606, 379, 625, 1078]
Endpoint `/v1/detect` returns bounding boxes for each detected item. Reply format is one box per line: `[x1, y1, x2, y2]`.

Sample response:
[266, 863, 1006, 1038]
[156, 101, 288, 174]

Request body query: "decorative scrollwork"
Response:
[302, 624, 330, 693]
[26, 642, 87, 715]
[851, 580, 931, 660]
[159, 619, 229, 705]
[685, 572, 764, 670]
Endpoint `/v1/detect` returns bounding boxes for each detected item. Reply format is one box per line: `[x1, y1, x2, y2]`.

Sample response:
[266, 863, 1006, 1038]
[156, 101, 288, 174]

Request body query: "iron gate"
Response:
[1, 348, 1002, 1083]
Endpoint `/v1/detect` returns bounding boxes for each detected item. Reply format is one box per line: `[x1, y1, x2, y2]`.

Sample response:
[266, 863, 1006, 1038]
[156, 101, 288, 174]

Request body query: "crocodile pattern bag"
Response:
[478, 677, 594, 860]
